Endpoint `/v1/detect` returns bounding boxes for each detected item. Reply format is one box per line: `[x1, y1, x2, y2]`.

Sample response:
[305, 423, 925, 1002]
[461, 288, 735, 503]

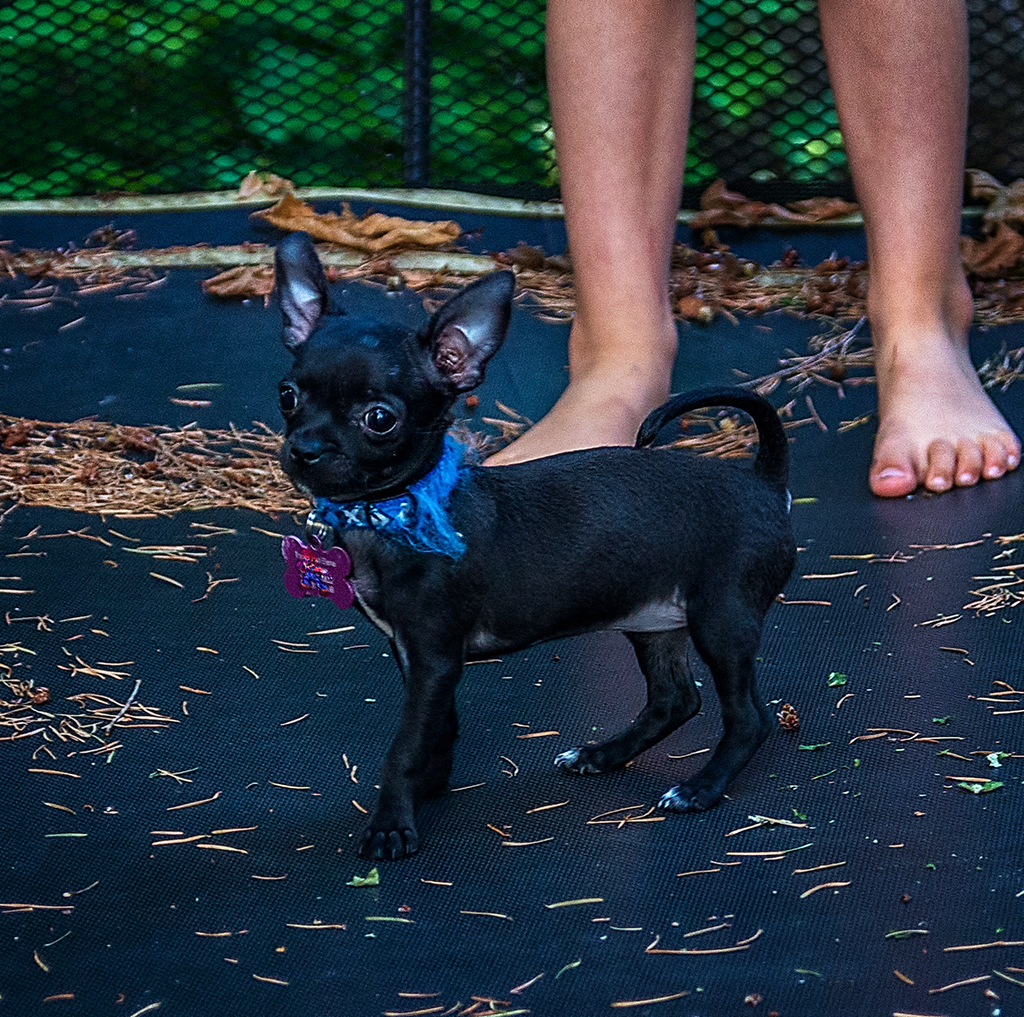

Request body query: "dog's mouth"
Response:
[280, 440, 414, 505]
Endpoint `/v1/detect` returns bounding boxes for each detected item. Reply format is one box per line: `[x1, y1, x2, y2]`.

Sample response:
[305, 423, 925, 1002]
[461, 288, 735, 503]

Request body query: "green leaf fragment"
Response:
[555, 959, 581, 979]
[798, 742, 830, 751]
[957, 781, 1003, 795]
[347, 867, 380, 887]
[826, 672, 847, 687]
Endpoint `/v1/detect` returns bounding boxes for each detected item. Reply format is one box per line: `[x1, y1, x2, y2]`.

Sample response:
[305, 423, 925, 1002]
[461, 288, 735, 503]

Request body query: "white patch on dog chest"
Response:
[350, 575, 394, 639]
[612, 591, 688, 632]
[356, 594, 394, 639]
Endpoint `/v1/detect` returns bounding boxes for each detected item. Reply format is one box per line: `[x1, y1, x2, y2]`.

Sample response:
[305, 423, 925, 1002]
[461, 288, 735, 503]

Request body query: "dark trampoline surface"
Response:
[1, 207, 1023, 1017]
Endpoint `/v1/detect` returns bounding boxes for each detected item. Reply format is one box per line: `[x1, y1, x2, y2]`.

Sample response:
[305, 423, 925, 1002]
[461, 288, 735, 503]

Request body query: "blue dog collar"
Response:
[312, 434, 469, 559]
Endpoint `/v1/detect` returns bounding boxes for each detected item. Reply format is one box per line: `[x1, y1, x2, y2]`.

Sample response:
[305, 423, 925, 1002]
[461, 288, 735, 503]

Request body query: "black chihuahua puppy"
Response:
[274, 231, 796, 860]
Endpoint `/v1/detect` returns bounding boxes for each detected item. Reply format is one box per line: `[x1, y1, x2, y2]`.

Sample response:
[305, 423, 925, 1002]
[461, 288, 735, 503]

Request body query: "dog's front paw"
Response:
[554, 747, 604, 776]
[657, 781, 725, 813]
[358, 819, 419, 861]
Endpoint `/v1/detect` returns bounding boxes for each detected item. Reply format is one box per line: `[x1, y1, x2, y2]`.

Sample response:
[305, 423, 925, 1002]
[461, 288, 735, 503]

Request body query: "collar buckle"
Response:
[304, 508, 336, 550]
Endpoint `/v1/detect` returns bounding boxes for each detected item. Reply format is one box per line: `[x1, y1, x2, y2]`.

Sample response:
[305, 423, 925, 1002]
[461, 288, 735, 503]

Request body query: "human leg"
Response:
[818, 0, 1020, 496]
[486, 0, 696, 465]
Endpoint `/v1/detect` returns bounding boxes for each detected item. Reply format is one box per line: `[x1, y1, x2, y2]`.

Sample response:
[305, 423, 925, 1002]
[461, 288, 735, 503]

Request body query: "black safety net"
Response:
[1, 0, 1023, 202]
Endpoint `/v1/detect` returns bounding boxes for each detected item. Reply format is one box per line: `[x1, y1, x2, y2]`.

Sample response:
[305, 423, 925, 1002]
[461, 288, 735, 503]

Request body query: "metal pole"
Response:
[403, 0, 431, 188]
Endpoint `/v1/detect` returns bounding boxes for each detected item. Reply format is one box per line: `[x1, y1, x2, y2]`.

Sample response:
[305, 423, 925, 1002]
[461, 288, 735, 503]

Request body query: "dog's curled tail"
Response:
[635, 386, 789, 488]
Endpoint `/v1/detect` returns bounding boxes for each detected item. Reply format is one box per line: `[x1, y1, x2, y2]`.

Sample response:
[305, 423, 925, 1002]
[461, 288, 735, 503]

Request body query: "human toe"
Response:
[869, 444, 918, 498]
[923, 440, 956, 493]
[978, 435, 1005, 480]
[979, 432, 1021, 480]
[953, 440, 983, 488]
[1007, 440, 1021, 470]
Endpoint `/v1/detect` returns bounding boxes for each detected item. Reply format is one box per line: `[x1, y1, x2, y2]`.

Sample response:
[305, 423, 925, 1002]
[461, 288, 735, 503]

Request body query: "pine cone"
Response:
[776, 703, 799, 731]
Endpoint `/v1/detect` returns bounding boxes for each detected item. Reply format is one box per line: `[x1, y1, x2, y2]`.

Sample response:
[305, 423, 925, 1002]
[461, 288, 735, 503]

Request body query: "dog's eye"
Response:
[363, 405, 398, 435]
[279, 383, 299, 415]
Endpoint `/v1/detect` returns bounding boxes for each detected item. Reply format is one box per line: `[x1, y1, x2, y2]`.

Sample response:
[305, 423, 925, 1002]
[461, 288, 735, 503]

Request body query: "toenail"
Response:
[958, 472, 974, 486]
[877, 467, 909, 480]
[1009, 454, 1020, 468]
[929, 477, 950, 491]
[985, 465, 1002, 478]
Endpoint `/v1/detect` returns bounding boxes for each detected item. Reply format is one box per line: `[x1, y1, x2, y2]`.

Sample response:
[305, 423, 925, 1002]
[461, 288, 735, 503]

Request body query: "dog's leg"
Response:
[359, 634, 462, 861]
[388, 636, 459, 803]
[658, 598, 771, 812]
[418, 701, 459, 801]
[555, 628, 700, 775]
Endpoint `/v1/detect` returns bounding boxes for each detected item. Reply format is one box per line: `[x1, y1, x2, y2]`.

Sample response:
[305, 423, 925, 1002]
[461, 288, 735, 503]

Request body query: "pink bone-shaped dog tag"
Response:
[281, 535, 355, 610]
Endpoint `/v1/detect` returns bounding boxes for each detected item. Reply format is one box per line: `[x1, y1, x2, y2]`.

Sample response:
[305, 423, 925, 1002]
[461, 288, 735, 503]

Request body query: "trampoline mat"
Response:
[1, 205, 1023, 1017]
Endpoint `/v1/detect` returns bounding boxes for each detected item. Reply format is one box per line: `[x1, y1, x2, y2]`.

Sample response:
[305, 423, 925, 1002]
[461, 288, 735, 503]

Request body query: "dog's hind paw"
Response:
[554, 747, 603, 775]
[657, 783, 724, 813]
[358, 823, 419, 861]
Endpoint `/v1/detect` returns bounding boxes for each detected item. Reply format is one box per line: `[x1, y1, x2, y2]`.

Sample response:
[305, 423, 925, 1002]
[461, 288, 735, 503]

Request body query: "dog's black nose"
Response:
[288, 437, 326, 465]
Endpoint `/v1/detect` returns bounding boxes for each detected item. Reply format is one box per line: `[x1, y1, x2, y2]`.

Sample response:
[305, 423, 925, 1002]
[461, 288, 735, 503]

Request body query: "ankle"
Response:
[866, 267, 973, 348]
[568, 314, 678, 385]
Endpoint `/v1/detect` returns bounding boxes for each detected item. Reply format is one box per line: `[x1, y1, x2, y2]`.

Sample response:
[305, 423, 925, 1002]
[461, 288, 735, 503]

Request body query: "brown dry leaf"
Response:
[960, 222, 1024, 279]
[499, 241, 550, 272]
[966, 167, 1005, 204]
[398, 269, 457, 292]
[496, 242, 573, 277]
[251, 195, 462, 254]
[691, 180, 858, 229]
[966, 168, 1024, 231]
[677, 294, 715, 323]
[700, 179, 761, 213]
[201, 264, 276, 300]
[986, 180, 1024, 231]
[691, 180, 781, 229]
[784, 195, 859, 222]
[2, 420, 33, 449]
[237, 170, 294, 200]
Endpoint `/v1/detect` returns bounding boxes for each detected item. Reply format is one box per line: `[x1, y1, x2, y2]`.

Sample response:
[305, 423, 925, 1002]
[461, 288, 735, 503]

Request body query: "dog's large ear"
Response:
[275, 231, 332, 351]
[422, 271, 515, 392]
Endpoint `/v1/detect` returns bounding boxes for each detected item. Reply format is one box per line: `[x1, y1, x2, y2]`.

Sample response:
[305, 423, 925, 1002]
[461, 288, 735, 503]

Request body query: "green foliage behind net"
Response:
[1, 0, 410, 197]
[0, 0, 1021, 201]
[691, 0, 845, 187]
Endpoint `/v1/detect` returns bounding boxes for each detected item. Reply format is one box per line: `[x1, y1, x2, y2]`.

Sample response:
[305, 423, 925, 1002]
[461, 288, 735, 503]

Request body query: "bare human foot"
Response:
[816, 0, 1021, 497]
[869, 306, 1021, 498]
[483, 366, 666, 466]
[484, 317, 677, 467]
